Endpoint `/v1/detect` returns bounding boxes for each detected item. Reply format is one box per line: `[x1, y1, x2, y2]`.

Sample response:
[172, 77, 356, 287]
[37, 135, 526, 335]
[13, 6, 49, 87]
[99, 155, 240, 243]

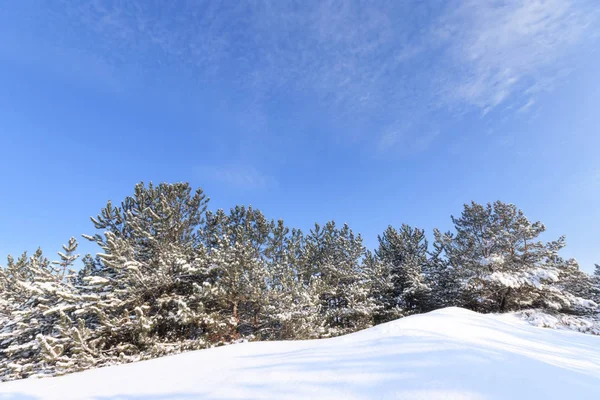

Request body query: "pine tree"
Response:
[364, 251, 401, 324]
[301, 222, 376, 336]
[427, 229, 462, 308]
[262, 221, 321, 340]
[592, 264, 600, 303]
[375, 224, 431, 316]
[0, 240, 87, 379]
[438, 201, 596, 313]
[81, 182, 226, 356]
[203, 206, 273, 340]
[547, 258, 597, 314]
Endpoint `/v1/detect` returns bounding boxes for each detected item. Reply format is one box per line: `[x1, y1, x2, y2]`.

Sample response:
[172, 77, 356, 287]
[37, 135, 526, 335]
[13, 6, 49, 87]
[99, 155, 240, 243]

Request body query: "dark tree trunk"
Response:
[500, 287, 512, 312]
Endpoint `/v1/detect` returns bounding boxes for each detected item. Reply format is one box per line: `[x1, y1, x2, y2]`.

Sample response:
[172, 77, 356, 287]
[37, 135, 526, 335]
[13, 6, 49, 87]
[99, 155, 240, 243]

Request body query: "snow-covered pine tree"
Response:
[301, 222, 376, 336]
[0, 239, 89, 380]
[261, 219, 297, 339]
[203, 206, 273, 340]
[592, 264, 600, 303]
[81, 182, 227, 357]
[542, 255, 597, 315]
[375, 224, 431, 316]
[363, 250, 402, 324]
[262, 220, 322, 340]
[439, 201, 596, 313]
[427, 228, 462, 308]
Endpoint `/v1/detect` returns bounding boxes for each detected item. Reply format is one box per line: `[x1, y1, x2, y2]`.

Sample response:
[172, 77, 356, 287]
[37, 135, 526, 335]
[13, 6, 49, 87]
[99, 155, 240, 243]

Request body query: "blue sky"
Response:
[0, 1, 599, 271]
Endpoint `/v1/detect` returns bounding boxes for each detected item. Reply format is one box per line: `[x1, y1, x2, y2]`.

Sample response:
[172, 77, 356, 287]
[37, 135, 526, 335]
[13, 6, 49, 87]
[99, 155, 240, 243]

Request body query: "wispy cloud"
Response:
[5, 1, 596, 152]
[377, 123, 410, 153]
[195, 165, 275, 190]
[517, 98, 537, 114]
[377, 122, 440, 154]
[433, 0, 594, 114]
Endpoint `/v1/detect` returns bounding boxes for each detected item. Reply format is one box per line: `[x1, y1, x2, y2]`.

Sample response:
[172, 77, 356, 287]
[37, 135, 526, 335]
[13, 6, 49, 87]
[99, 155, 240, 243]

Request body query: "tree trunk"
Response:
[500, 287, 512, 312]
[232, 302, 240, 340]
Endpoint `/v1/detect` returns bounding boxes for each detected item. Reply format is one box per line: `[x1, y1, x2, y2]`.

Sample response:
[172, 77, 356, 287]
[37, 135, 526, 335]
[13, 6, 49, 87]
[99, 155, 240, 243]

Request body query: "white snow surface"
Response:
[1, 307, 600, 400]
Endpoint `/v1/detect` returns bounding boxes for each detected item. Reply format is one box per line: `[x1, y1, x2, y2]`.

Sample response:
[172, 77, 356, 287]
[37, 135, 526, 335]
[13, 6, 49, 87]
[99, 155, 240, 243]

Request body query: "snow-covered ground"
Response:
[518, 309, 600, 335]
[1, 307, 599, 400]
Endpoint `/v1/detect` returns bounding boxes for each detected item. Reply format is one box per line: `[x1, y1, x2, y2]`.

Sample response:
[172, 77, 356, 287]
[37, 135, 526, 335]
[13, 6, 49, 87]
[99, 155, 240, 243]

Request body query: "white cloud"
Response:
[6, 0, 596, 152]
[518, 98, 536, 113]
[433, 0, 594, 113]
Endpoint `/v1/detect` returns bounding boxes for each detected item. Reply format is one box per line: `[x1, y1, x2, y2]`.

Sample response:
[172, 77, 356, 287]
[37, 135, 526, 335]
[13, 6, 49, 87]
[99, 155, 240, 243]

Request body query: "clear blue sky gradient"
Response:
[1, 1, 599, 271]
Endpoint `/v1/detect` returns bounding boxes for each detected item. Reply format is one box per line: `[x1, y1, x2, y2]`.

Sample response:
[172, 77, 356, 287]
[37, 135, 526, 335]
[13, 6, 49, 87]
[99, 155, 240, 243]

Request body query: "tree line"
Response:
[1, 182, 598, 380]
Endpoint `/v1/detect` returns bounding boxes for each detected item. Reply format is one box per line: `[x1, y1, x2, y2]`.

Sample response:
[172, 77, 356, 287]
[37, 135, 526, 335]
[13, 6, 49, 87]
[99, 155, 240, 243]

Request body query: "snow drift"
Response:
[1, 307, 599, 400]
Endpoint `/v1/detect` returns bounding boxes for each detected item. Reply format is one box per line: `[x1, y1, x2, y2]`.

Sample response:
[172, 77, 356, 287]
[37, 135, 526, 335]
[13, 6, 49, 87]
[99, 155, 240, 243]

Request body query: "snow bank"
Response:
[517, 309, 600, 335]
[1, 307, 599, 399]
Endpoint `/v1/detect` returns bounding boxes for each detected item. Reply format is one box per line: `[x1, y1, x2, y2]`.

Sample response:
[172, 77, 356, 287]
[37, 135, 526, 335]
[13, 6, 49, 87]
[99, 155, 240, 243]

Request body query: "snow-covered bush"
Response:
[518, 309, 600, 336]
